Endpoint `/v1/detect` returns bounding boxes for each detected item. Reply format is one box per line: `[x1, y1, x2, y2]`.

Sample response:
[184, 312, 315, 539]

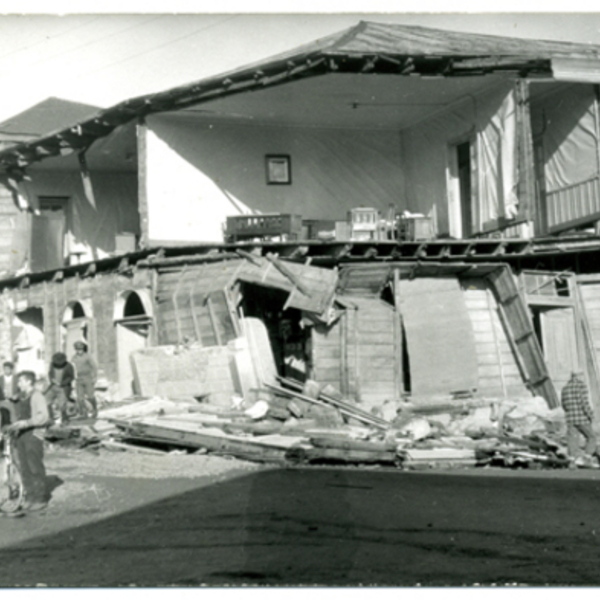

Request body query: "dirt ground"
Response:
[2, 444, 600, 587]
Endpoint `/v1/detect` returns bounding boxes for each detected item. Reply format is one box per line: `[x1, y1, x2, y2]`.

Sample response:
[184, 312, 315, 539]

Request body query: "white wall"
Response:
[144, 114, 405, 244]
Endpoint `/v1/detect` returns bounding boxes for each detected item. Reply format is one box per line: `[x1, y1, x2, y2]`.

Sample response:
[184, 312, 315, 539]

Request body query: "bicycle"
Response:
[0, 409, 25, 515]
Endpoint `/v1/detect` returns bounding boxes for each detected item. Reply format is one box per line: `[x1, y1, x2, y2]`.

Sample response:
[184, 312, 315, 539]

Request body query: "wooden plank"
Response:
[313, 350, 343, 363]
[400, 277, 478, 395]
[205, 295, 223, 346]
[393, 268, 403, 399]
[489, 267, 558, 407]
[339, 311, 348, 396]
[113, 420, 289, 462]
[288, 446, 398, 465]
[313, 366, 344, 382]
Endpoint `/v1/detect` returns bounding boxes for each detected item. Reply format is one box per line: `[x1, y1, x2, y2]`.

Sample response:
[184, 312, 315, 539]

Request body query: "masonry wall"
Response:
[0, 268, 153, 385]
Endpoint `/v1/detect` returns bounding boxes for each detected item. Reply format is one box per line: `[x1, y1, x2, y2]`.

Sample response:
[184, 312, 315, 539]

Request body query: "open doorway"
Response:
[62, 300, 95, 358]
[12, 307, 44, 375]
[531, 306, 580, 394]
[448, 138, 474, 238]
[239, 283, 311, 381]
[114, 290, 153, 398]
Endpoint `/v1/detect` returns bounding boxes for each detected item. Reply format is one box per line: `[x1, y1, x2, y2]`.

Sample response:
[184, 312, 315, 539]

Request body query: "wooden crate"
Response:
[225, 214, 302, 242]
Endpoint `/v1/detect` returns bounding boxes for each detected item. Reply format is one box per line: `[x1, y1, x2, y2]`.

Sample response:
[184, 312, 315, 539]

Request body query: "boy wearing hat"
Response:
[71, 342, 98, 419]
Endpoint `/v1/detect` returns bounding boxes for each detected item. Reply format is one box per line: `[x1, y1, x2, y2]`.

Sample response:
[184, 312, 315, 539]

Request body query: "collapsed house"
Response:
[0, 243, 597, 416]
[1, 22, 600, 420]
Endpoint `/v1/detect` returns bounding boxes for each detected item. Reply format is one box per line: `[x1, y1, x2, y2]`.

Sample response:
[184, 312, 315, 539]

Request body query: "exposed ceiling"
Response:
[180, 72, 516, 131]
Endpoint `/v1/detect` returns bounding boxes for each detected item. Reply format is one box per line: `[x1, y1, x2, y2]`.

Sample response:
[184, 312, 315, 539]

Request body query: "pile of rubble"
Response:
[45, 375, 595, 471]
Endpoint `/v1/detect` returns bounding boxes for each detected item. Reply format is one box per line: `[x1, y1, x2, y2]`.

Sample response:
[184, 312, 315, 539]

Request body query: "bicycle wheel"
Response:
[1, 452, 24, 512]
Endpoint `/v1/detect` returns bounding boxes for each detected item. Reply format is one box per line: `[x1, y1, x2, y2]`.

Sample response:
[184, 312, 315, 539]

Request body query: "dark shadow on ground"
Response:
[1, 467, 600, 587]
[46, 475, 64, 497]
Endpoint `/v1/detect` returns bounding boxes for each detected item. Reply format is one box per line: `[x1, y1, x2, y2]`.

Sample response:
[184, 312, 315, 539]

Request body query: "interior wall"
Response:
[530, 83, 598, 193]
[20, 169, 139, 261]
[144, 114, 405, 244]
[401, 81, 516, 236]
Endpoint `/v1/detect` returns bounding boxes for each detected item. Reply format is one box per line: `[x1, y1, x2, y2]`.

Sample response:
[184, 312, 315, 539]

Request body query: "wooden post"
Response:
[486, 287, 508, 399]
[340, 310, 348, 396]
[392, 268, 404, 398]
[136, 118, 149, 249]
[515, 79, 537, 233]
[593, 85, 600, 206]
[206, 295, 223, 346]
[171, 265, 189, 345]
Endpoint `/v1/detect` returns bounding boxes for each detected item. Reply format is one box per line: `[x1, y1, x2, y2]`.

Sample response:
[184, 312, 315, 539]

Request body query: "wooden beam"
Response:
[525, 295, 574, 308]
[393, 268, 404, 399]
[265, 253, 312, 297]
[137, 119, 149, 249]
[515, 79, 537, 227]
[205, 294, 223, 346]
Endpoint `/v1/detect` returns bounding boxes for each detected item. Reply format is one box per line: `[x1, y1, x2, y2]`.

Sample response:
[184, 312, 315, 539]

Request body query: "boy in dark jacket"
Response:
[46, 352, 75, 424]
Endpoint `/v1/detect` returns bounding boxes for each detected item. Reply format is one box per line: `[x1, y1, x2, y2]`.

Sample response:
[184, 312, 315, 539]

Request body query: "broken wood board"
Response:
[309, 436, 396, 452]
[110, 417, 305, 463]
[98, 397, 195, 420]
[399, 448, 477, 462]
[399, 277, 479, 396]
[130, 344, 236, 404]
[241, 317, 278, 386]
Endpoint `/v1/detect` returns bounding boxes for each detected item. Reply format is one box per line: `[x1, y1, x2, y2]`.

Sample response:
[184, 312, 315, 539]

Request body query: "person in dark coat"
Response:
[45, 352, 75, 424]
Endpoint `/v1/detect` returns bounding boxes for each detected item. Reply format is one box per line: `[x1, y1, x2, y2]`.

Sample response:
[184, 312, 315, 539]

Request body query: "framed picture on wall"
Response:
[265, 155, 291, 185]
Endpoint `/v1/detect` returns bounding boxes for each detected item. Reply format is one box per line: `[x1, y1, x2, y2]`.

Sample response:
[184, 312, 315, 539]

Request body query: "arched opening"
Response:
[13, 307, 45, 376]
[114, 290, 153, 399]
[62, 300, 95, 358]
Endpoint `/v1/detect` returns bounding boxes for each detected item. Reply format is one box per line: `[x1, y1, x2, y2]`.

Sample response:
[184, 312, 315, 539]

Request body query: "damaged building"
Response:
[1, 22, 600, 416]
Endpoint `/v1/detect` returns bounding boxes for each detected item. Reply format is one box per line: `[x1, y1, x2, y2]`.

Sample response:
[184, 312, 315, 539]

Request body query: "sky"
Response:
[1, 2, 600, 122]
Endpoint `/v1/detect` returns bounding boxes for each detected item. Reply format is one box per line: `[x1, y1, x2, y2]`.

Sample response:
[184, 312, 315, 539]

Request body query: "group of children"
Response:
[0, 342, 98, 516]
[0, 341, 98, 426]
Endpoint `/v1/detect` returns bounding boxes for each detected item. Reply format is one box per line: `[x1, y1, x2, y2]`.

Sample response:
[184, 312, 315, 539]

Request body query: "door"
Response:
[540, 308, 579, 395]
[31, 197, 68, 272]
[448, 139, 475, 238]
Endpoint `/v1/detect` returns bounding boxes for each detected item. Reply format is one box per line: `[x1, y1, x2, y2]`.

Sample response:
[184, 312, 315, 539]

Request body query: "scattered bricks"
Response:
[303, 379, 322, 399]
[267, 405, 293, 421]
[304, 402, 344, 427]
[320, 384, 344, 402]
[287, 400, 304, 418]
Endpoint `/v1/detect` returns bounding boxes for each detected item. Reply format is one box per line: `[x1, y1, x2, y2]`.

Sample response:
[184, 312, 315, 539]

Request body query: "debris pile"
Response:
[46, 373, 594, 472]
[41, 319, 593, 471]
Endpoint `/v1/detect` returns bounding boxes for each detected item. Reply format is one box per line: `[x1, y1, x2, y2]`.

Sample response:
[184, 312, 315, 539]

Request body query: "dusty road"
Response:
[2, 447, 600, 587]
